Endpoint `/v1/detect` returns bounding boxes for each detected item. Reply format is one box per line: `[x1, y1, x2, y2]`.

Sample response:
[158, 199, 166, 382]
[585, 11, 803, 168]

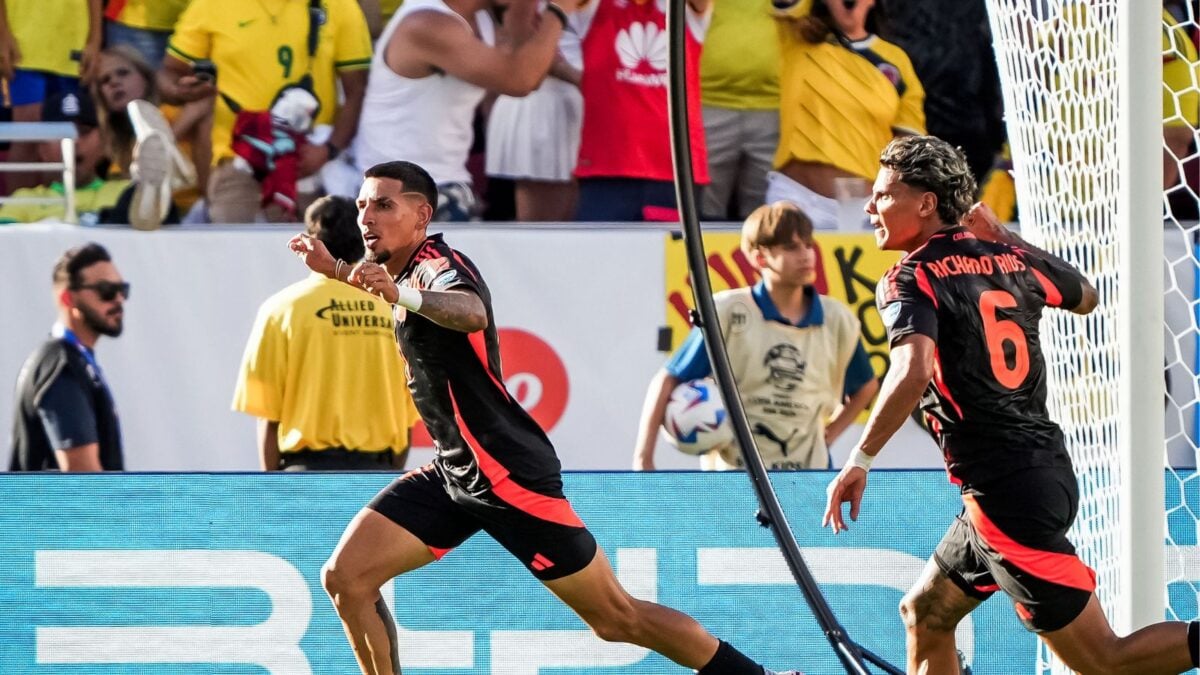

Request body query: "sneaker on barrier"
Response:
[127, 99, 196, 230]
[129, 132, 170, 230]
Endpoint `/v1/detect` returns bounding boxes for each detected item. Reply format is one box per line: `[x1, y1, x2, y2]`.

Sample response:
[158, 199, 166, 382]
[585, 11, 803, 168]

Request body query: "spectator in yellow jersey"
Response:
[232, 195, 418, 471]
[768, 0, 924, 231]
[1162, 7, 1198, 195]
[0, 91, 129, 225]
[698, 0, 780, 221]
[0, 0, 102, 193]
[978, 142, 1016, 223]
[982, 8, 1199, 222]
[158, 0, 372, 223]
[103, 0, 192, 70]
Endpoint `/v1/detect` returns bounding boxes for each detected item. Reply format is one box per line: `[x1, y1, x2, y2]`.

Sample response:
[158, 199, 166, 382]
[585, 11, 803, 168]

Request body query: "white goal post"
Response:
[985, 1, 1198, 671]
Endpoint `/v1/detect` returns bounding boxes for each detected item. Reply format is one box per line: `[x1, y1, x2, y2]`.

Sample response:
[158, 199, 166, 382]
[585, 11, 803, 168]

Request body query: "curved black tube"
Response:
[662, 2, 903, 673]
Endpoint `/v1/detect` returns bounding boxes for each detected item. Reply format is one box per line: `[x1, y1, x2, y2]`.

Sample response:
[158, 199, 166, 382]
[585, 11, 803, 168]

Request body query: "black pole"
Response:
[663, 3, 901, 674]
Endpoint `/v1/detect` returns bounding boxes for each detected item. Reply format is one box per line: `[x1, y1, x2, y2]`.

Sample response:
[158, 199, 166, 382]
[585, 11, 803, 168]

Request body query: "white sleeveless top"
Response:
[352, 0, 494, 185]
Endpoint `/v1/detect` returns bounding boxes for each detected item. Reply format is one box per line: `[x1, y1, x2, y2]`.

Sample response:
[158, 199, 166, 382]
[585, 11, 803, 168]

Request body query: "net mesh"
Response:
[985, 1, 1199, 672]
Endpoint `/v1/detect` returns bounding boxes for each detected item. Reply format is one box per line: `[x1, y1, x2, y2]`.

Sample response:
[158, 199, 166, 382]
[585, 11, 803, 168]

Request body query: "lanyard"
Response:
[52, 324, 105, 387]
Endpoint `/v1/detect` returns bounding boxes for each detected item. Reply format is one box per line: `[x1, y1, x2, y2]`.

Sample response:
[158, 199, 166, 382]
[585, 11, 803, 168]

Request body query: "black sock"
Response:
[697, 640, 763, 675]
[1188, 620, 1198, 667]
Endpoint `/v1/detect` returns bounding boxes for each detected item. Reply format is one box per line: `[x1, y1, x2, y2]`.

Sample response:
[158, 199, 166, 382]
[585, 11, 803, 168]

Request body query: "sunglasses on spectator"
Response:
[72, 281, 131, 302]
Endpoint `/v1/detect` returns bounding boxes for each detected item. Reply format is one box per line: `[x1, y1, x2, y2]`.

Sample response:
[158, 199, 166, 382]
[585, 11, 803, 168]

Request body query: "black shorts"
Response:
[934, 465, 1096, 632]
[368, 464, 598, 581]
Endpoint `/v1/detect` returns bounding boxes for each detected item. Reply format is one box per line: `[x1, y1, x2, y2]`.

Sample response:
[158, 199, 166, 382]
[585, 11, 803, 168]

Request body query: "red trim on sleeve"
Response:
[1030, 268, 1064, 307]
[914, 264, 939, 309]
[447, 391, 584, 529]
[884, 266, 902, 302]
[450, 251, 480, 283]
[963, 494, 1097, 592]
[428, 546, 452, 560]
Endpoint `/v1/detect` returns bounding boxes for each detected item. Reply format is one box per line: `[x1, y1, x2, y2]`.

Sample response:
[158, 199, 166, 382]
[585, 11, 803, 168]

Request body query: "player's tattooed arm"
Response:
[408, 288, 489, 333]
[962, 203, 1099, 315]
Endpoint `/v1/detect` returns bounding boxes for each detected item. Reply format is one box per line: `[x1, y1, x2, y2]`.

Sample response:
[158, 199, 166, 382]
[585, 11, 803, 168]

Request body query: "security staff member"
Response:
[232, 196, 418, 470]
[11, 243, 128, 472]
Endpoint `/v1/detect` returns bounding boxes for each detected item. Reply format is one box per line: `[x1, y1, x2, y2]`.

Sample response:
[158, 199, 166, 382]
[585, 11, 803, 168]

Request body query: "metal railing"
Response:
[0, 122, 77, 223]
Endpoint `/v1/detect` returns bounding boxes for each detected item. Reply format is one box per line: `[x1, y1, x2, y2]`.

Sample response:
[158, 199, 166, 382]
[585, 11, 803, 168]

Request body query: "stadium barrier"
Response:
[2, 224, 1195, 472]
[2, 471, 1013, 673]
[2, 471, 1197, 673]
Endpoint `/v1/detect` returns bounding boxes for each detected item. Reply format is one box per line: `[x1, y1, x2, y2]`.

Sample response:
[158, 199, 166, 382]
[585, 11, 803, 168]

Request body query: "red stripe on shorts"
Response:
[447, 390, 584, 528]
[963, 494, 1096, 592]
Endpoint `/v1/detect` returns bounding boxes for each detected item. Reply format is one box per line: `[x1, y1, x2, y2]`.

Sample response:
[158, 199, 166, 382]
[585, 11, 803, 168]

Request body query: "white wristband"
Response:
[394, 286, 422, 312]
[847, 447, 876, 472]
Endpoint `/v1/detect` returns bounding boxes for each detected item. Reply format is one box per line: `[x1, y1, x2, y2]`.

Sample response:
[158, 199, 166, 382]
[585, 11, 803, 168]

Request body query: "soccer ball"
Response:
[663, 378, 734, 455]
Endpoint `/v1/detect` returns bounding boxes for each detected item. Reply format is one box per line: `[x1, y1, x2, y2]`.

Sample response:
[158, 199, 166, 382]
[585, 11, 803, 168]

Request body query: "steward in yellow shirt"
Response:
[232, 196, 418, 470]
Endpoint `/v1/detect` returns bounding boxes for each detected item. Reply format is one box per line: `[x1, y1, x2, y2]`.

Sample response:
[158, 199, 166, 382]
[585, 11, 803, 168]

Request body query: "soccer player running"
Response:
[289, 160, 799, 675]
[823, 135, 1199, 674]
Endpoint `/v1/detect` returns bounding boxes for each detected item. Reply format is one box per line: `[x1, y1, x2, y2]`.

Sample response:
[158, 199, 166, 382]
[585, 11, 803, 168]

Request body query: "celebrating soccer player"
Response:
[289, 160, 800, 675]
[823, 135, 1199, 674]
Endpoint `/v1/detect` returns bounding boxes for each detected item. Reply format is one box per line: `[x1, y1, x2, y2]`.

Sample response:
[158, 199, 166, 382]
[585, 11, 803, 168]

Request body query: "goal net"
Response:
[984, 1, 1199, 672]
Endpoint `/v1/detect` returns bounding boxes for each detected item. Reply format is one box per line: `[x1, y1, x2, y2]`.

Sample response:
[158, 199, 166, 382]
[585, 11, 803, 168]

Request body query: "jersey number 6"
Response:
[979, 289, 1030, 389]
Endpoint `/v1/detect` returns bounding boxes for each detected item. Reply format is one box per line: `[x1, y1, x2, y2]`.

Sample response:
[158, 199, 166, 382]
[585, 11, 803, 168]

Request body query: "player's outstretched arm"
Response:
[632, 369, 679, 471]
[962, 203, 1099, 315]
[347, 262, 489, 334]
[402, 288, 488, 333]
[823, 335, 934, 533]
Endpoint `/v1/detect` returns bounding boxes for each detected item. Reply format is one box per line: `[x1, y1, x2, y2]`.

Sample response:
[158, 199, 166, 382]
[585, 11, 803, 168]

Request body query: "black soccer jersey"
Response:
[876, 225, 1087, 485]
[394, 234, 564, 496]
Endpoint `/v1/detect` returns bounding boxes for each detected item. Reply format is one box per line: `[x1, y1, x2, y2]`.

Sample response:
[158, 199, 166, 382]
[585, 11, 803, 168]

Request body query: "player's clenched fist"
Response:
[349, 262, 399, 304]
[960, 202, 1011, 244]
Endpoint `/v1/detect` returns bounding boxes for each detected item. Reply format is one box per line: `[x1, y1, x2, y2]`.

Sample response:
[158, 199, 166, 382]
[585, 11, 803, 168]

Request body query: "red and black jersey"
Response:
[394, 234, 564, 497]
[876, 225, 1088, 485]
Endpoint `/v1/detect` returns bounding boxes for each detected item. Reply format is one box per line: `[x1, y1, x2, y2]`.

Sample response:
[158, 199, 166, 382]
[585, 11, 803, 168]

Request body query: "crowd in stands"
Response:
[0, 0, 1194, 227]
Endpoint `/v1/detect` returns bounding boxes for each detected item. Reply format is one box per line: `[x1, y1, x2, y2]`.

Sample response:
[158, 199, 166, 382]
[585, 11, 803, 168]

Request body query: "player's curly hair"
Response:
[879, 136, 976, 225]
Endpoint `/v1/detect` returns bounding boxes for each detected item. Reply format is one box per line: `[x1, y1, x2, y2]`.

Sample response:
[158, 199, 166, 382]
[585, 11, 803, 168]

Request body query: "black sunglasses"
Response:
[72, 281, 130, 302]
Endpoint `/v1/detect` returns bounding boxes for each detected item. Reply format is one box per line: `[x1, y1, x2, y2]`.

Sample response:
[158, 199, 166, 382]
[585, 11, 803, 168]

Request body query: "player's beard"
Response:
[367, 249, 392, 266]
[80, 302, 124, 338]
